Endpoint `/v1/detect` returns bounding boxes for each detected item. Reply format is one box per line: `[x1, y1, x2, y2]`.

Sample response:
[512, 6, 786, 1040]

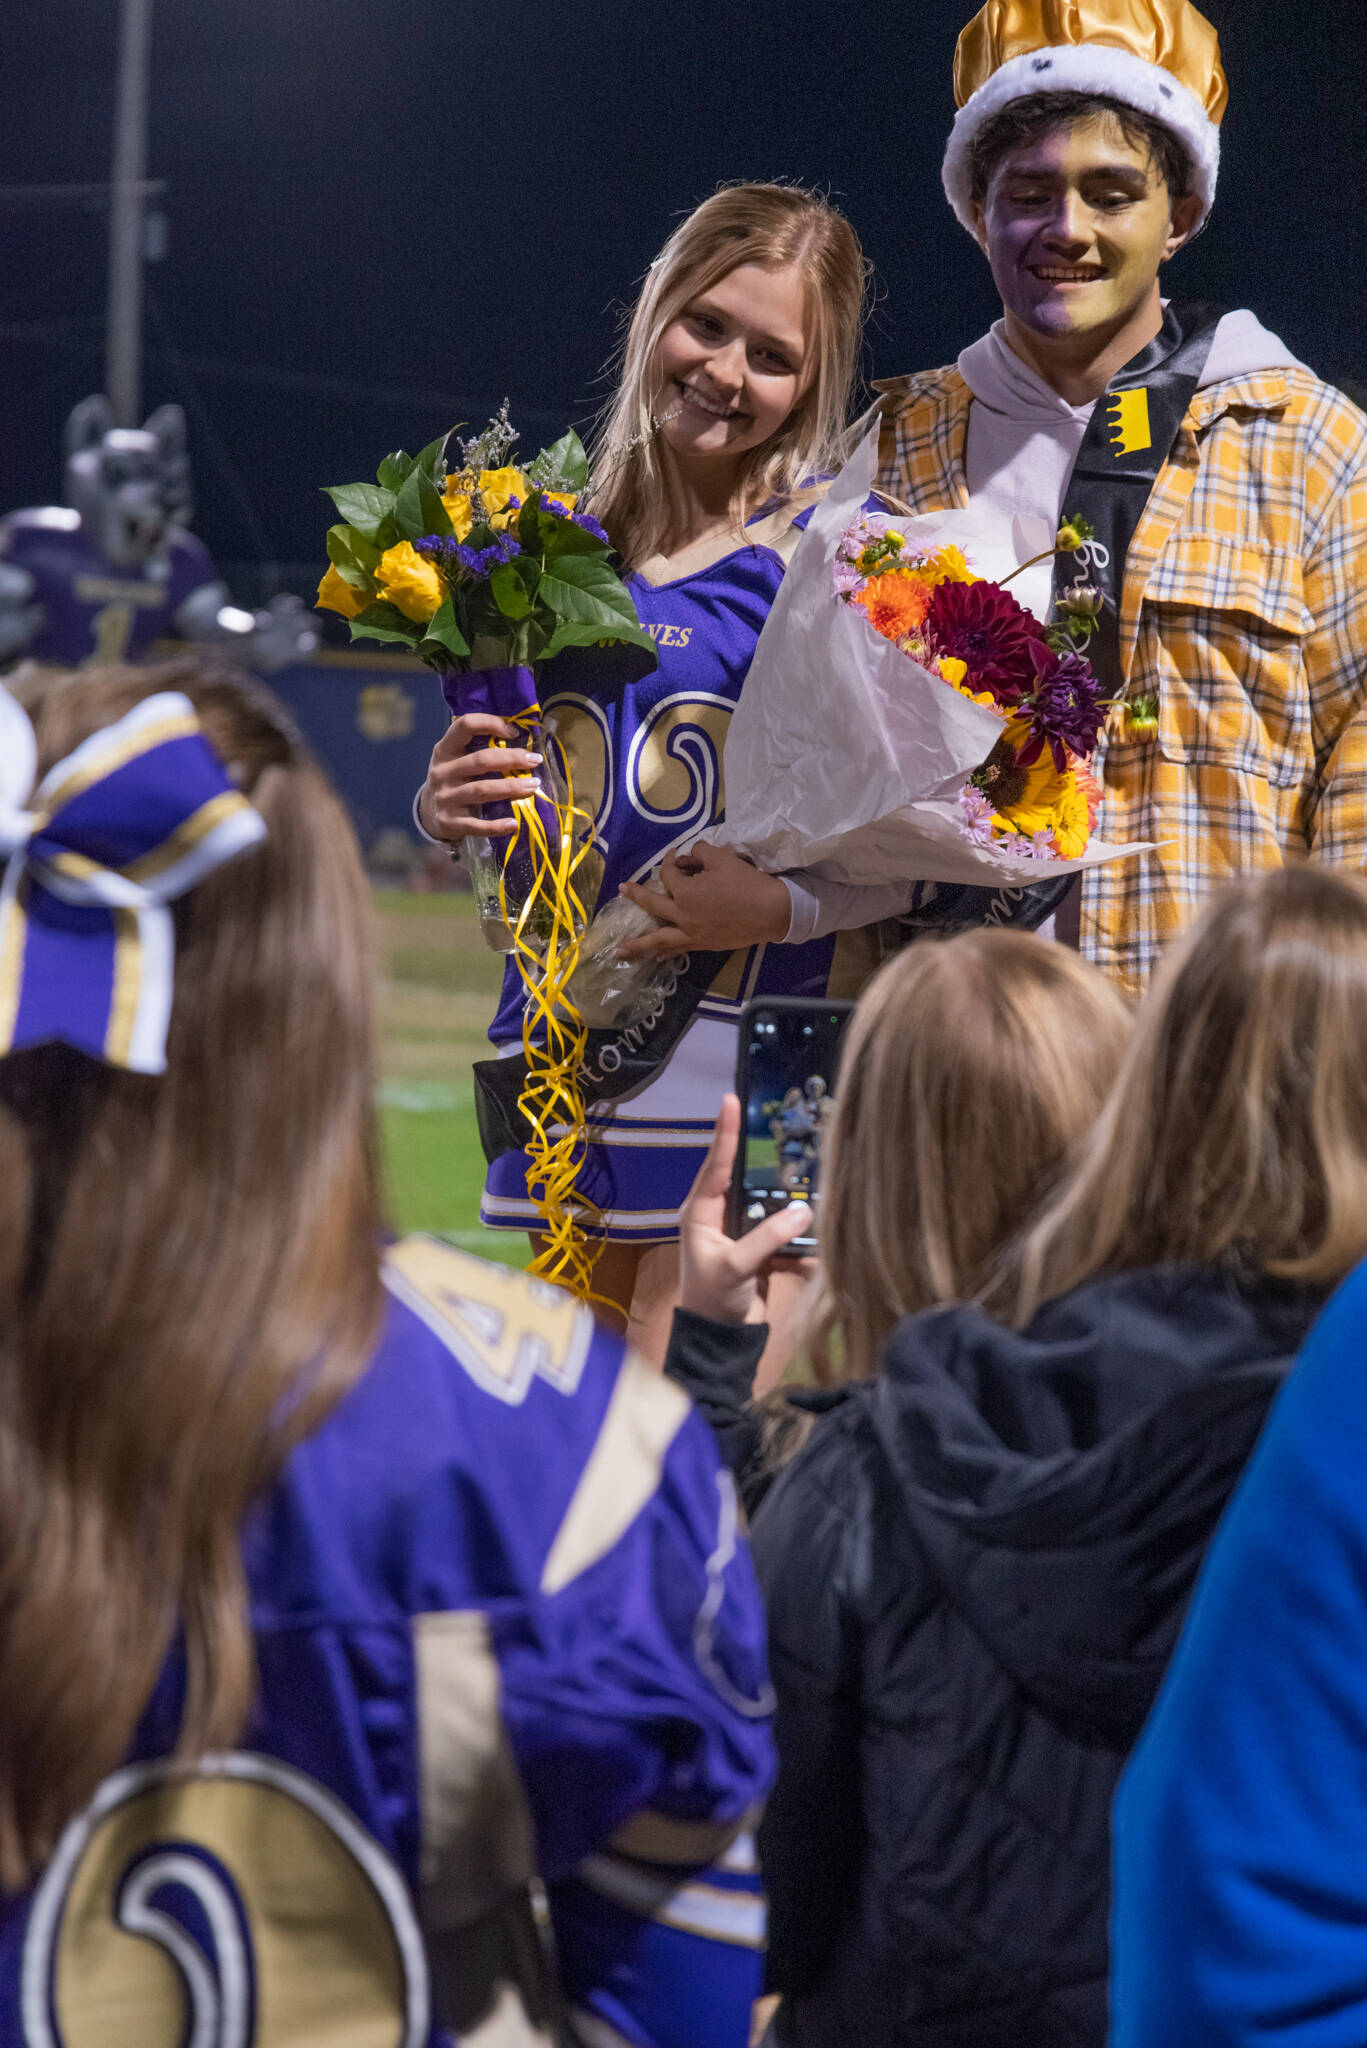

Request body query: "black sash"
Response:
[1053, 299, 1225, 694]
[472, 866, 1074, 1163]
[473, 945, 731, 1165]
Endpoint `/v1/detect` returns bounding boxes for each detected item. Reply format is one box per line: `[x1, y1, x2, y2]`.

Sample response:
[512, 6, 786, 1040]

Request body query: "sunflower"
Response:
[854, 569, 932, 644]
[976, 725, 1071, 837]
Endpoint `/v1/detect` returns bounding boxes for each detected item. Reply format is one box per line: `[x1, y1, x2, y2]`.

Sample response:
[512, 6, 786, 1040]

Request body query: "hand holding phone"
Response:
[727, 998, 853, 1254]
[679, 1095, 814, 1325]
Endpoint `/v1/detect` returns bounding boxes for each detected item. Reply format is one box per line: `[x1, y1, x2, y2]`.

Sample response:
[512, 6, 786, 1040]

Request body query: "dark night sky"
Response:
[3, 0, 1365, 595]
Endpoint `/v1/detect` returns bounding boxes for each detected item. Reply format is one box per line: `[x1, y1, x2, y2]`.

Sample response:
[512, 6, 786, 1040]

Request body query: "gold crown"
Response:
[954, 0, 1227, 123]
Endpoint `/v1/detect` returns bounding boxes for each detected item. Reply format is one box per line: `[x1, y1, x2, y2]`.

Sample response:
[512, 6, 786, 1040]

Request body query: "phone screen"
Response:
[732, 1000, 853, 1251]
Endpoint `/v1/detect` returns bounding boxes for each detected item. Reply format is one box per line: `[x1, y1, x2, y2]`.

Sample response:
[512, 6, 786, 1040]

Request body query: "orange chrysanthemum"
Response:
[854, 570, 932, 644]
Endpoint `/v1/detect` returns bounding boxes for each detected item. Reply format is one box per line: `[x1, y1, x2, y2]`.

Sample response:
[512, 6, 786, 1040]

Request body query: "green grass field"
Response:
[375, 887, 526, 1267]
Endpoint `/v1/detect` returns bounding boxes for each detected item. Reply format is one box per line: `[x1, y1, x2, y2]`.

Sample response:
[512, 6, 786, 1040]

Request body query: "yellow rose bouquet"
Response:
[317, 408, 657, 1298]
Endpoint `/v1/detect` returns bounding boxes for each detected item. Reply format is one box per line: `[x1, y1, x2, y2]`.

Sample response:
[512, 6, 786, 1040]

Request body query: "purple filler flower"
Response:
[413, 535, 461, 564]
[453, 534, 522, 578]
[1015, 648, 1105, 772]
[413, 531, 523, 578]
[833, 558, 862, 597]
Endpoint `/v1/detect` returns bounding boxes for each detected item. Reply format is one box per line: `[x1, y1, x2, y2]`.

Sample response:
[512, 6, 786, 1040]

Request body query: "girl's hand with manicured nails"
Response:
[417, 710, 543, 843]
[680, 1093, 814, 1325]
[617, 842, 792, 959]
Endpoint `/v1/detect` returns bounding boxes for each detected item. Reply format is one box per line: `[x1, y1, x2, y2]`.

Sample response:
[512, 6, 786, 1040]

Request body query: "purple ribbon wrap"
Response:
[442, 664, 561, 889]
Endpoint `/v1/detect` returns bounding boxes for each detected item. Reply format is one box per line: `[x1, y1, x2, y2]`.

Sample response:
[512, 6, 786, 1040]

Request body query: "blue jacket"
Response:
[1112, 1259, 1367, 2047]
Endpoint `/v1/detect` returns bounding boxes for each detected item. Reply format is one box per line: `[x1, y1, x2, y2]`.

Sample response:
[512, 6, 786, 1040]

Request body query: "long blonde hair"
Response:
[0, 660, 385, 1889]
[588, 183, 869, 568]
[1008, 865, 1367, 1327]
[811, 929, 1131, 1383]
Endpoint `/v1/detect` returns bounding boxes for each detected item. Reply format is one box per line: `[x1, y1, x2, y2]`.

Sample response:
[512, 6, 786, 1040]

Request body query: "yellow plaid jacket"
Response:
[876, 362, 1367, 991]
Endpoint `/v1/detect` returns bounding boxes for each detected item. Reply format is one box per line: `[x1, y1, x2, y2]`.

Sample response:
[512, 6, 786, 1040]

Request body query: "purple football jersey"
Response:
[0, 1239, 772, 2045]
[488, 526, 872, 1049]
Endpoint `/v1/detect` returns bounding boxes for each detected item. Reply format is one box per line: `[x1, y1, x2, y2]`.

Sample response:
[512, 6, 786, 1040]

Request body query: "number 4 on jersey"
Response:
[383, 1236, 591, 1405]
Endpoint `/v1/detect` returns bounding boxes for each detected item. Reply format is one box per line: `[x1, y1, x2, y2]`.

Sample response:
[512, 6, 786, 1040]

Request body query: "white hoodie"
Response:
[957, 310, 1306, 619]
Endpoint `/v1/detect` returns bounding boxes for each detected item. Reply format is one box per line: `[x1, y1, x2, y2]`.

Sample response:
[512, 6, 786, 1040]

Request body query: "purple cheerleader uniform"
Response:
[481, 523, 888, 1244]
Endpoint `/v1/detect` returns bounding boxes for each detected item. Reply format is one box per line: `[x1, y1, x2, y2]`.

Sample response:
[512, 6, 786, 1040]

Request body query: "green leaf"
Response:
[538, 511, 606, 558]
[534, 429, 589, 493]
[489, 560, 535, 621]
[348, 599, 421, 649]
[540, 615, 659, 664]
[538, 550, 644, 633]
[414, 430, 455, 479]
[417, 594, 470, 662]
[377, 451, 414, 490]
[323, 482, 398, 542]
[394, 464, 452, 543]
[326, 522, 382, 585]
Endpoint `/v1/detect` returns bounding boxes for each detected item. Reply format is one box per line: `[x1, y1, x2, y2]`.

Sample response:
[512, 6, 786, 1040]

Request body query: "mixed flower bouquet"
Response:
[701, 423, 1152, 892]
[317, 409, 657, 1299]
[833, 510, 1107, 864]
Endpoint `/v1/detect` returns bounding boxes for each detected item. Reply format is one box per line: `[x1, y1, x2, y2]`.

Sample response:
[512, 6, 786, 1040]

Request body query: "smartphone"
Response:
[727, 996, 855, 1254]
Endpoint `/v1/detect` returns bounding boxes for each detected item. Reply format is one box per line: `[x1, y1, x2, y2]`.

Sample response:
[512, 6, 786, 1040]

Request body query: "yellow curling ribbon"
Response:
[490, 715, 607, 1305]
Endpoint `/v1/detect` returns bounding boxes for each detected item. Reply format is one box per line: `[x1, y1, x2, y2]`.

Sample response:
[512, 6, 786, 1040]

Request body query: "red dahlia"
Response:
[926, 580, 1043, 705]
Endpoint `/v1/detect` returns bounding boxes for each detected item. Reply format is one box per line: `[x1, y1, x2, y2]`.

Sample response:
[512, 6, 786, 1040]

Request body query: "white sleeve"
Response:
[412, 786, 458, 851]
[780, 872, 916, 944]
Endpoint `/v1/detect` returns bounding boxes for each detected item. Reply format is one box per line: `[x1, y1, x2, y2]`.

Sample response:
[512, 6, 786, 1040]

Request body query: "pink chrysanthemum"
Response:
[958, 785, 996, 848]
[1020, 829, 1060, 860]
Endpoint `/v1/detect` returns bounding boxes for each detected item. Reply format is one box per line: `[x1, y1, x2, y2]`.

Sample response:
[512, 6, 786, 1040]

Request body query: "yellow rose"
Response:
[541, 490, 579, 514]
[441, 487, 474, 541]
[479, 466, 529, 515]
[376, 540, 444, 623]
[316, 562, 372, 619]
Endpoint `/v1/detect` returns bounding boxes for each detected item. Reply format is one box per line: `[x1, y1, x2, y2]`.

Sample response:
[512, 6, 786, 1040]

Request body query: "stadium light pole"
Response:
[107, 0, 154, 425]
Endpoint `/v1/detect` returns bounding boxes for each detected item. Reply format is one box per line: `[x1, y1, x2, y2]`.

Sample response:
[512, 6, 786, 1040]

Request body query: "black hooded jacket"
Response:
[748, 1264, 1324, 2048]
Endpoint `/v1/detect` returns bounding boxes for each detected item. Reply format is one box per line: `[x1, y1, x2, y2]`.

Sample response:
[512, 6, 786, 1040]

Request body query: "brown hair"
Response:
[0, 658, 384, 1888]
[588, 183, 869, 568]
[809, 928, 1130, 1384]
[1008, 865, 1367, 1326]
[967, 90, 1194, 206]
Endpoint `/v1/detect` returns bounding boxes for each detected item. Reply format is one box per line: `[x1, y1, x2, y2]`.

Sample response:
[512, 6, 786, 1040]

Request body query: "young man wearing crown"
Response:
[877, 0, 1367, 993]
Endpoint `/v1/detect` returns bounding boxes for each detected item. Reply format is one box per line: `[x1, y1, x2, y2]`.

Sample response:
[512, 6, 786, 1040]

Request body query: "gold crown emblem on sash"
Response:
[1106, 388, 1153, 456]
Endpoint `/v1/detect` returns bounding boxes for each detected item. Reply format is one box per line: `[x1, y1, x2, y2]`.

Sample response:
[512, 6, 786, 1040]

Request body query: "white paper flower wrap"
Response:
[699, 425, 1152, 888]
